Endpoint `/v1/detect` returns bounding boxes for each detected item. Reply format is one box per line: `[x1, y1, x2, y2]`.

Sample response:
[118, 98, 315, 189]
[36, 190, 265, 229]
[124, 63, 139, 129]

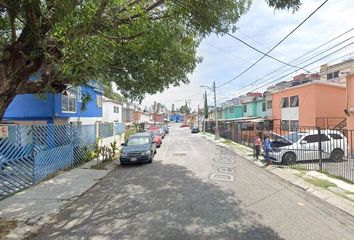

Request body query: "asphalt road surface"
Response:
[29, 124, 354, 240]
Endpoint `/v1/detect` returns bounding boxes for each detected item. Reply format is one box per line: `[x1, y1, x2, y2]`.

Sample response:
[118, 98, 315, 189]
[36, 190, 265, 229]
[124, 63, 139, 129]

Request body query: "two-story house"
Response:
[102, 97, 123, 123]
[271, 81, 346, 130]
[4, 79, 103, 125]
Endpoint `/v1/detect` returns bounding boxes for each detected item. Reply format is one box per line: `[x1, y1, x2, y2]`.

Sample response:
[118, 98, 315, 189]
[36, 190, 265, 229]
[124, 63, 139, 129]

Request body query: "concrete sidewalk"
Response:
[201, 132, 354, 217]
[0, 159, 118, 239]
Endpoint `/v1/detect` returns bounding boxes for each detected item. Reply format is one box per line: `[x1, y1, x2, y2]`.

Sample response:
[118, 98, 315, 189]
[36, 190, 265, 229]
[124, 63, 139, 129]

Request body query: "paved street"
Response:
[29, 125, 354, 240]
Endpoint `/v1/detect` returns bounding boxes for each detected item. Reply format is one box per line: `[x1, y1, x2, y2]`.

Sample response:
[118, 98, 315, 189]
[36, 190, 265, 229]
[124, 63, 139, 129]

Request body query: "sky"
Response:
[141, 0, 354, 111]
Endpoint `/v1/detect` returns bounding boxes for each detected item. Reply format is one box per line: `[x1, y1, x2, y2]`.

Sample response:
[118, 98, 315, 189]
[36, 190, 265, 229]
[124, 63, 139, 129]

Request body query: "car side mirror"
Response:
[300, 140, 307, 144]
[121, 143, 126, 146]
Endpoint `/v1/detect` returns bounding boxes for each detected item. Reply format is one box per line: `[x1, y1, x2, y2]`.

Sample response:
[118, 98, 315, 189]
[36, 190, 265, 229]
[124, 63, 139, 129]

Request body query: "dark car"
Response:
[120, 132, 156, 165]
[191, 127, 199, 133]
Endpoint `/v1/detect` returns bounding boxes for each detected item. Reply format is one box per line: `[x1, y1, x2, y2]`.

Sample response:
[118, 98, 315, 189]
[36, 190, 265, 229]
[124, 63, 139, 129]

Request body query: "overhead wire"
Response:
[238, 34, 354, 93]
[217, 0, 330, 88]
[240, 45, 354, 94]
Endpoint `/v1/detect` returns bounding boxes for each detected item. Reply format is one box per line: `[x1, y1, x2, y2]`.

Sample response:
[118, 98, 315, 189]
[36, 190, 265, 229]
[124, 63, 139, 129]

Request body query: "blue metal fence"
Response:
[99, 123, 114, 139]
[115, 122, 125, 135]
[0, 122, 124, 200]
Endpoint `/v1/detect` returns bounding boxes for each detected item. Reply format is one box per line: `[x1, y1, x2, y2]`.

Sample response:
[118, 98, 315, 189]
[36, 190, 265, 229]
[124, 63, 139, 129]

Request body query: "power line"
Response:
[240, 46, 354, 94]
[225, 32, 309, 72]
[217, 0, 330, 88]
[238, 34, 354, 93]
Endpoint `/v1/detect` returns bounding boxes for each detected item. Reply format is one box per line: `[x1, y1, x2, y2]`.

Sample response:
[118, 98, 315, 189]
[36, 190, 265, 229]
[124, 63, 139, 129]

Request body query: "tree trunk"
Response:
[0, 45, 44, 121]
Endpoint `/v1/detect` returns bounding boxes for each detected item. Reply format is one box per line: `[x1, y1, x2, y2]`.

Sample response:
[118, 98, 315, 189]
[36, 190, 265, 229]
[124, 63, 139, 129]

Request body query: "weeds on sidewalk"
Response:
[304, 178, 337, 189]
[0, 219, 17, 238]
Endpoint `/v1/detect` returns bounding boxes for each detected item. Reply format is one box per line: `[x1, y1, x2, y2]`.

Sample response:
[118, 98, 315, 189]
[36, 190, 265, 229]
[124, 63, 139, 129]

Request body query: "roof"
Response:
[271, 80, 346, 94]
[102, 96, 123, 105]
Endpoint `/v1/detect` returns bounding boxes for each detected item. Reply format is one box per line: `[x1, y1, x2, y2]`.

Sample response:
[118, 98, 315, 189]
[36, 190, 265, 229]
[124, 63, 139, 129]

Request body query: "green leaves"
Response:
[0, 0, 303, 101]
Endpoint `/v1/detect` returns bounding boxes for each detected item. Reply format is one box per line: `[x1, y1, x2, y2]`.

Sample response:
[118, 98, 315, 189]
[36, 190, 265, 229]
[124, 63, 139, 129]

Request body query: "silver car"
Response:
[266, 130, 348, 165]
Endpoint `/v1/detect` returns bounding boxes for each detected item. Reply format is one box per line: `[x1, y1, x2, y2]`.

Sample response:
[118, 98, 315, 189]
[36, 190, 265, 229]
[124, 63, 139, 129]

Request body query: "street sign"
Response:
[0, 125, 9, 138]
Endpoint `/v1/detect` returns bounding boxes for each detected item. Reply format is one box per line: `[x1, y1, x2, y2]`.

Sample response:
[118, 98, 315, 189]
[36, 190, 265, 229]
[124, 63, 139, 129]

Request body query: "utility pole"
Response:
[153, 101, 156, 126]
[197, 104, 200, 129]
[213, 81, 220, 140]
[200, 82, 219, 140]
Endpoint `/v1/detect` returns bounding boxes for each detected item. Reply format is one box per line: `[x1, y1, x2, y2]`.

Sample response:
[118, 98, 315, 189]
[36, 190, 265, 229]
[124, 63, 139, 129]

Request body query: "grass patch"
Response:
[222, 140, 232, 145]
[319, 171, 354, 184]
[0, 219, 17, 238]
[304, 178, 337, 189]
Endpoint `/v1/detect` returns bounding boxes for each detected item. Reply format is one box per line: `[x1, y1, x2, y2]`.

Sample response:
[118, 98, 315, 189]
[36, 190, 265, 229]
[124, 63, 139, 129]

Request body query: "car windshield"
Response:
[150, 131, 159, 137]
[127, 137, 150, 146]
[282, 132, 304, 143]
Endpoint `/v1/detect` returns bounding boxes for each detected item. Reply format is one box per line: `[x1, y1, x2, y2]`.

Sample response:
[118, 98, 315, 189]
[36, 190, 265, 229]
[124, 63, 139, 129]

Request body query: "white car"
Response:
[266, 130, 348, 165]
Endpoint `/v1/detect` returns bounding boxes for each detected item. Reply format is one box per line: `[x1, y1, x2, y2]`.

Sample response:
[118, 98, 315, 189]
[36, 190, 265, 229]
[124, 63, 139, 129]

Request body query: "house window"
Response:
[290, 120, 299, 131]
[266, 100, 272, 109]
[243, 105, 247, 113]
[61, 87, 76, 112]
[281, 120, 289, 131]
[327, 73, 333, 80]
[77, 86, 82, 102]
[290, 96, 299, 107]
[333, 71, 339, 78]
[113, 106, 120, 113]
[280, 97, 289, 108]
[262, 102, 266, 112]
[96, 95, 102, 107]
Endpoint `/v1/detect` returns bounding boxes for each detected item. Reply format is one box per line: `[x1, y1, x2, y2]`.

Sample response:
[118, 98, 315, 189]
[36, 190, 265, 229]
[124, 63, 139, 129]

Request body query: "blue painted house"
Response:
[170, 114, 183, 122]
[4, 80, 103, 125]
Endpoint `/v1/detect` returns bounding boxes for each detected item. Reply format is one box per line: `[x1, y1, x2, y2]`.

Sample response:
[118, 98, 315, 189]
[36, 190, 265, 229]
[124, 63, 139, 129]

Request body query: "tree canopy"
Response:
[0, 0, 302, 119]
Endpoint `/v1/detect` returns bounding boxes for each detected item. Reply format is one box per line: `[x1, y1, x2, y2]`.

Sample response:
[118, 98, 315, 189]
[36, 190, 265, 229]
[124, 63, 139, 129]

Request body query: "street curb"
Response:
[2, 160, 118, 240]
[200, 133, 354, 218]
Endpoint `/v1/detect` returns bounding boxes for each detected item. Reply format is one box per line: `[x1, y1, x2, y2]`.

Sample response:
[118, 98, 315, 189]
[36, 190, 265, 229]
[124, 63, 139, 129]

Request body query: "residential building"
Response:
[266, 73, 319, 92]
[320, 59, 354, 84]
[102, 97, 122, 123]
[241, 97, 266, 119]
[122, 102, 134, 123]
[264, 91, 273, 119]
[222, 105, 243, 120]
[346, 73, 354, 130]
[4, 80, 103, 125]
[271, 81, 346, 130]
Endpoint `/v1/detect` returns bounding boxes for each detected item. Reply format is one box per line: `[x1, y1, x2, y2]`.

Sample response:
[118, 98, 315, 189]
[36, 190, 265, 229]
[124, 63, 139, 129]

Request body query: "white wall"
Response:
[61, 117, 102, 125]
[103, 101, 122, 123]
[140, 113, 150, 123]
[281, 107, 299, 121]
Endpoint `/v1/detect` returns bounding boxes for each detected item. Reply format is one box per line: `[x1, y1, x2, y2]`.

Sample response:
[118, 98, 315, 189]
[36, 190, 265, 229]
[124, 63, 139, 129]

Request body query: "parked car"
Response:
[180, 124, 189, 128]
[265, 130, 348, 165]
[159, 128, 165, 139]
[162, 125, 169, 134]
[120, 132, 156, 165]
[147, 130, 162, 148]
[191, 127, 200, 133]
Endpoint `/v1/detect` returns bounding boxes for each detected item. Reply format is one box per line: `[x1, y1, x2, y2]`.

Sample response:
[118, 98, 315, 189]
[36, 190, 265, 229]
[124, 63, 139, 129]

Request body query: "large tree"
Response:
[0, 0, 301, 120]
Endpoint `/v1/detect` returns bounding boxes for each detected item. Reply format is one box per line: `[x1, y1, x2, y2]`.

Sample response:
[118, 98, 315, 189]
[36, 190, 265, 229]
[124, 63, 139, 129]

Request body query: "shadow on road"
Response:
[28, 161, 284, 240]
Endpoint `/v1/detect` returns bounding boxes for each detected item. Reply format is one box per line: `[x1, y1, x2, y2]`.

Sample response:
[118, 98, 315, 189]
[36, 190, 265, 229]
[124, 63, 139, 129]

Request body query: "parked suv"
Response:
[120, 132, 156, 165]
[266, 130, 348, 165]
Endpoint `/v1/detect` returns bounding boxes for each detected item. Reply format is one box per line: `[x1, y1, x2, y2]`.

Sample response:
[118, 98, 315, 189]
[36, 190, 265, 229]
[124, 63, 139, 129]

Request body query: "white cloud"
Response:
[142, 0, 354, 110]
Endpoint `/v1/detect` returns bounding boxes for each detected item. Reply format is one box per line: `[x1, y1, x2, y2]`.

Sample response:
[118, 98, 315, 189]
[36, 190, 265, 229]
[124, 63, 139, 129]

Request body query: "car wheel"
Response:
[330, 149, 344, 162]
[281, 152, 296, 165]
[148, 153, 153, 163]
